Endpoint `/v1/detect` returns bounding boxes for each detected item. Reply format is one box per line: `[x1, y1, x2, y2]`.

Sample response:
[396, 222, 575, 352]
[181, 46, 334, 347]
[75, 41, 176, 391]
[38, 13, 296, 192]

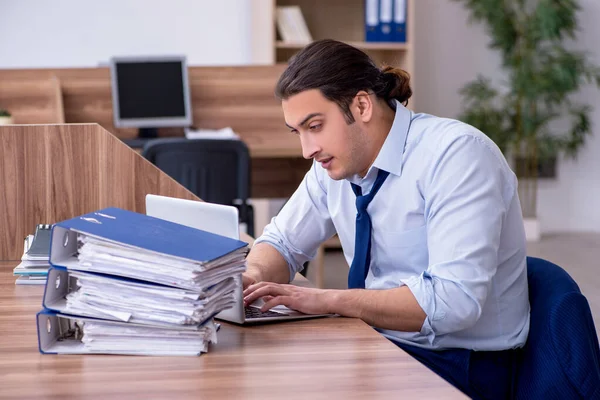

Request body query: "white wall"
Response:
[414, 0, 600, 234]
[3, 0, 599, 234]
[0, 0, 252, 68]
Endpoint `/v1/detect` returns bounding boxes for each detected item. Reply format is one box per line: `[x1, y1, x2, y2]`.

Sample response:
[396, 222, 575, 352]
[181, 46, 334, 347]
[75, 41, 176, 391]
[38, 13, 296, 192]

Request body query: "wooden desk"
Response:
[0, 263, 464, 399]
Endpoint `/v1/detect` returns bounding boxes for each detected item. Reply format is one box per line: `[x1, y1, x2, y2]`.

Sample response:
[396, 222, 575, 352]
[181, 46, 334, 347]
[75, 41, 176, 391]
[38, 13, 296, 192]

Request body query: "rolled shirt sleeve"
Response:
[254, 161, 336, 281]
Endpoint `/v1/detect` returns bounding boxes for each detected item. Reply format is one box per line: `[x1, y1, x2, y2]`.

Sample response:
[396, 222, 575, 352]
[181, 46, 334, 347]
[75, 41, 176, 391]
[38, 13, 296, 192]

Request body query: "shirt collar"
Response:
[348, 99, 411, 185]
[372, 99, 411, 177]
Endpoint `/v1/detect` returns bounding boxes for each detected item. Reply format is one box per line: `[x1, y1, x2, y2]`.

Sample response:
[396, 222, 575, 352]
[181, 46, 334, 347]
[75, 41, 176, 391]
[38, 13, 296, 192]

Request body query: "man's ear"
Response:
[354, 90, 373, 123]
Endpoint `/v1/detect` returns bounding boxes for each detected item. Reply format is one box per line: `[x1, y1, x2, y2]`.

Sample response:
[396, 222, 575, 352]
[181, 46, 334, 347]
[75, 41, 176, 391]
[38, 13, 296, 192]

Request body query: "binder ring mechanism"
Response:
[63, 232, 69, 247]
[55, 274, 61, 290]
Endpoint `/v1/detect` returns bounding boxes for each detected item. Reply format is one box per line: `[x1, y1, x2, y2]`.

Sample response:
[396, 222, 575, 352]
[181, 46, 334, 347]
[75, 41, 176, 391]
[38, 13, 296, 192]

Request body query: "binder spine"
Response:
[379, 0, 393, 42]
[365, 0, 380, 42]
[393, 0, 407, 43]
[37, 310, 59, 354]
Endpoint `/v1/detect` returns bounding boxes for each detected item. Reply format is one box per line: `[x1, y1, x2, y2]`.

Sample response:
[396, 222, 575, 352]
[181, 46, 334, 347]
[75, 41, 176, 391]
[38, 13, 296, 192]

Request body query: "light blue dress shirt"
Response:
[255, 100, 530, 351]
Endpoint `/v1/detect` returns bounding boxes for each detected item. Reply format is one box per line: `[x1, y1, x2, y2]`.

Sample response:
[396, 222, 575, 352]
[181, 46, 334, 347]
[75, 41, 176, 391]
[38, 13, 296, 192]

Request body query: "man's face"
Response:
[282, 89, 370, 180]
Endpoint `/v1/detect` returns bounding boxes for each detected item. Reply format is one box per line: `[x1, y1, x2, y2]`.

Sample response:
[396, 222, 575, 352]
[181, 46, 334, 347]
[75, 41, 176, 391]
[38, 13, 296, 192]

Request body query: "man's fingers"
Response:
[243, 281, 297, 297]
[243, 283, 289, 306]
[243, 281, 271, 297]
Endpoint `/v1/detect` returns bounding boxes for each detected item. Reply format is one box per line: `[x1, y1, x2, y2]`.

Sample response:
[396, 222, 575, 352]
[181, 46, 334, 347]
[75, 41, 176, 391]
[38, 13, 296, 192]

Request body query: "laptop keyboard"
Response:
[245, 306, 285, 319]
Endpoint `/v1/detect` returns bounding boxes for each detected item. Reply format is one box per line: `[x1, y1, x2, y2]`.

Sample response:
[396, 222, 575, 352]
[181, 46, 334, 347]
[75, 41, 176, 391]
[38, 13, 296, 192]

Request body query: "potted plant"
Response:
[453, 0, 600, 241]
[0, 109, 13, 125]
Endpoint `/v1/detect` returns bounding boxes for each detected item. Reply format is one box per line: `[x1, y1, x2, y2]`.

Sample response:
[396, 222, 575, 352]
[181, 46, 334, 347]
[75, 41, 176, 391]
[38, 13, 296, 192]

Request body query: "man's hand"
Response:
[243, 281, 426, 332]
[243, 281, 335, 315]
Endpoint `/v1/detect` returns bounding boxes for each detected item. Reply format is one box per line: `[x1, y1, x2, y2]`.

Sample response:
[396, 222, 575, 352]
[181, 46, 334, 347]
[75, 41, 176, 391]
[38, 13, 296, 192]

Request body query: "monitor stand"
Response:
[139, 127, 158, 139]
[122, 127, 159, 149]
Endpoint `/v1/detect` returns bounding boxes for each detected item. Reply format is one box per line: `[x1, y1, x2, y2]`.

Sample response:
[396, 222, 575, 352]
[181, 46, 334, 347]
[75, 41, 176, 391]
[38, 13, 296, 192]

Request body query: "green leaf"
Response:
[459, 75, 499, 107]
[562, 104, 592, 159]
[457, 76, 511, 152]
[529, 0, 579, 42]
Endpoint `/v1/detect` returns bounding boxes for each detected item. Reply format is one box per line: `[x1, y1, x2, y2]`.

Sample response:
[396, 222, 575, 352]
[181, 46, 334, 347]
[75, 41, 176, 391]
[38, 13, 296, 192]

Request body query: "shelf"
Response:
[276, 41, 409, 51]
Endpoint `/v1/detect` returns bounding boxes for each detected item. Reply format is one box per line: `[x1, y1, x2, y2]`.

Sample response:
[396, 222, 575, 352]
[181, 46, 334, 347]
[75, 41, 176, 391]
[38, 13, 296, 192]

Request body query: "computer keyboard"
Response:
[245, 306, 284, 319]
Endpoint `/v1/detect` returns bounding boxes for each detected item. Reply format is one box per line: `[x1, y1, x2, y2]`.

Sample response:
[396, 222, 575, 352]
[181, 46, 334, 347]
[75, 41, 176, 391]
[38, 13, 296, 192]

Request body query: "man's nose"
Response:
[300, 134, 320, 160]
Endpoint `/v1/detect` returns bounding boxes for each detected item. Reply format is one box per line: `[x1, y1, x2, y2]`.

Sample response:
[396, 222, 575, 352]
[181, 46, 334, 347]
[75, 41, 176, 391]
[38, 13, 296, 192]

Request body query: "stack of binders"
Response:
[365, 0, 407, 43]
[36, 207, 248, 356]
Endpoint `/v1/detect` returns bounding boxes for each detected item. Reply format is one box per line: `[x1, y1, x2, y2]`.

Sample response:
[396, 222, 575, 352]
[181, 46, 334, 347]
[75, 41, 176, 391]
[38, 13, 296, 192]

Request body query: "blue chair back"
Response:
[518, 257, 600, 399]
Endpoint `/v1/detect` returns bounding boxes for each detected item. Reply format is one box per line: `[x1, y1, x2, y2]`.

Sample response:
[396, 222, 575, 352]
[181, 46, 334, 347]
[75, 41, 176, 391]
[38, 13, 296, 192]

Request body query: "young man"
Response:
[243, 39, 529, 399]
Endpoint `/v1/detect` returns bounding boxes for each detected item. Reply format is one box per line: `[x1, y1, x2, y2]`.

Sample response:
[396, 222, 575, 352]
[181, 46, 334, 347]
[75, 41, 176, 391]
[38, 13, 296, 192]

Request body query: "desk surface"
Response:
[0, 262, 464, 399]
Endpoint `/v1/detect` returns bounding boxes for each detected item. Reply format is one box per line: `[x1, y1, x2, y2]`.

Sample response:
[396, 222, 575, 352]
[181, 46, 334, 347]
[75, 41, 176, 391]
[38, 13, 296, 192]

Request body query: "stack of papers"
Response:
[14, 225, 52, 285]
[80, 319, 218, 356]
[37, 207, 249, 356]
[75, 235, 246, 291]
[184, 127, 240, 140]
[64, 270, 238, 327]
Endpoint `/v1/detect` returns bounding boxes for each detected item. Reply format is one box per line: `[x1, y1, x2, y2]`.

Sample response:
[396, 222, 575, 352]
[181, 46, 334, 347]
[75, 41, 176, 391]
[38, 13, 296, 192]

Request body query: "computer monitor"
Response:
[110, 55, 192, 139]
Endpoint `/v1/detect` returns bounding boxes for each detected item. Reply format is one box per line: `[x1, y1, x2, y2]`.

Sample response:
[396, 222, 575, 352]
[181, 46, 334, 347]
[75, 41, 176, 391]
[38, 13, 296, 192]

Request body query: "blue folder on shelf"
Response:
[365, 0, 380, 42]
[392, 0, 407, 43]
[379, 0, 394, 42]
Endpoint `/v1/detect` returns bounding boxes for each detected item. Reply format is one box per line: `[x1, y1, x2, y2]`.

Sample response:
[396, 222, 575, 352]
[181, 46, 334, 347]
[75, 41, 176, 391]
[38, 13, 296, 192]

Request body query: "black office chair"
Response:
[141, 138, 255, 237]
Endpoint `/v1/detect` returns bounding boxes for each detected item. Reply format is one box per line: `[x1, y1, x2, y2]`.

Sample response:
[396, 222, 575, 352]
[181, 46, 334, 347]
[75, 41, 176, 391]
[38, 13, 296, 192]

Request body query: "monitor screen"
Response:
[110, 56, 192, 130]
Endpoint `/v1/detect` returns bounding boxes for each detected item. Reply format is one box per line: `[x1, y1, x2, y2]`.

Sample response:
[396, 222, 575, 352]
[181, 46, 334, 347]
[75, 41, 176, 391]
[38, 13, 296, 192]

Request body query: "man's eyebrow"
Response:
[285, 113, 324, 129]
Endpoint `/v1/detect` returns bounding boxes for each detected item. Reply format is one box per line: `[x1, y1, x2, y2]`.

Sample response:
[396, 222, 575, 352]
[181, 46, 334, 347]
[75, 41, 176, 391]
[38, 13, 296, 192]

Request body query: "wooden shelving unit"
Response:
[250, 0, 416, 108]
[276, 40, 410, 51]
[272, 0, 415, 87]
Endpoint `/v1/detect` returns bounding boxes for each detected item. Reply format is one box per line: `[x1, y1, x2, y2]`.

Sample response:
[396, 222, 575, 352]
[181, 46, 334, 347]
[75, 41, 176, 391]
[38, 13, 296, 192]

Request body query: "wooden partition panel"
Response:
[0, 76, 64, 124]
[188, 65, 296, 157]
[0, 66, 312, 199]
[0, 65, 298, 157]
[0, 123, 207, 260]
[252, 157, 311, 198]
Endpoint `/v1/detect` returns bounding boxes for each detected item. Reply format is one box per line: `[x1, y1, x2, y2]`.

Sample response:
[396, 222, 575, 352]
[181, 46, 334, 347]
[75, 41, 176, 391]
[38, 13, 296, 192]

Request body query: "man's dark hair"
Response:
[275, 39, 412, 124]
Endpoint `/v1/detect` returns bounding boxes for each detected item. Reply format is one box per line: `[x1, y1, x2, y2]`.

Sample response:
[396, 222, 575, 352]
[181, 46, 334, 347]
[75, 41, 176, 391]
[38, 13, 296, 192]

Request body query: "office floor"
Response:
[306, 233, 600, 336]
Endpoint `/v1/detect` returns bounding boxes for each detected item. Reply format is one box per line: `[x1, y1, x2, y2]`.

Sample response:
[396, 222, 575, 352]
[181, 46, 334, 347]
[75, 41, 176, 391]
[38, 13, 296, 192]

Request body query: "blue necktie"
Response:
[348, 169, 390, 289]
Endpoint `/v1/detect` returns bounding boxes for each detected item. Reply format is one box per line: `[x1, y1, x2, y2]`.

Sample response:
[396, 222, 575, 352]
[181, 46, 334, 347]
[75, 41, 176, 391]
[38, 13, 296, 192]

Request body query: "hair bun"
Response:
[380, 66, 412, 106]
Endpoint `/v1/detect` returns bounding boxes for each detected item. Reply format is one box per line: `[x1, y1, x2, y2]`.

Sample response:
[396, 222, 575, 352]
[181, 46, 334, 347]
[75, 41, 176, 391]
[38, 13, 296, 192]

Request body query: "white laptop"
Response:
[145, 194, 332, 324]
